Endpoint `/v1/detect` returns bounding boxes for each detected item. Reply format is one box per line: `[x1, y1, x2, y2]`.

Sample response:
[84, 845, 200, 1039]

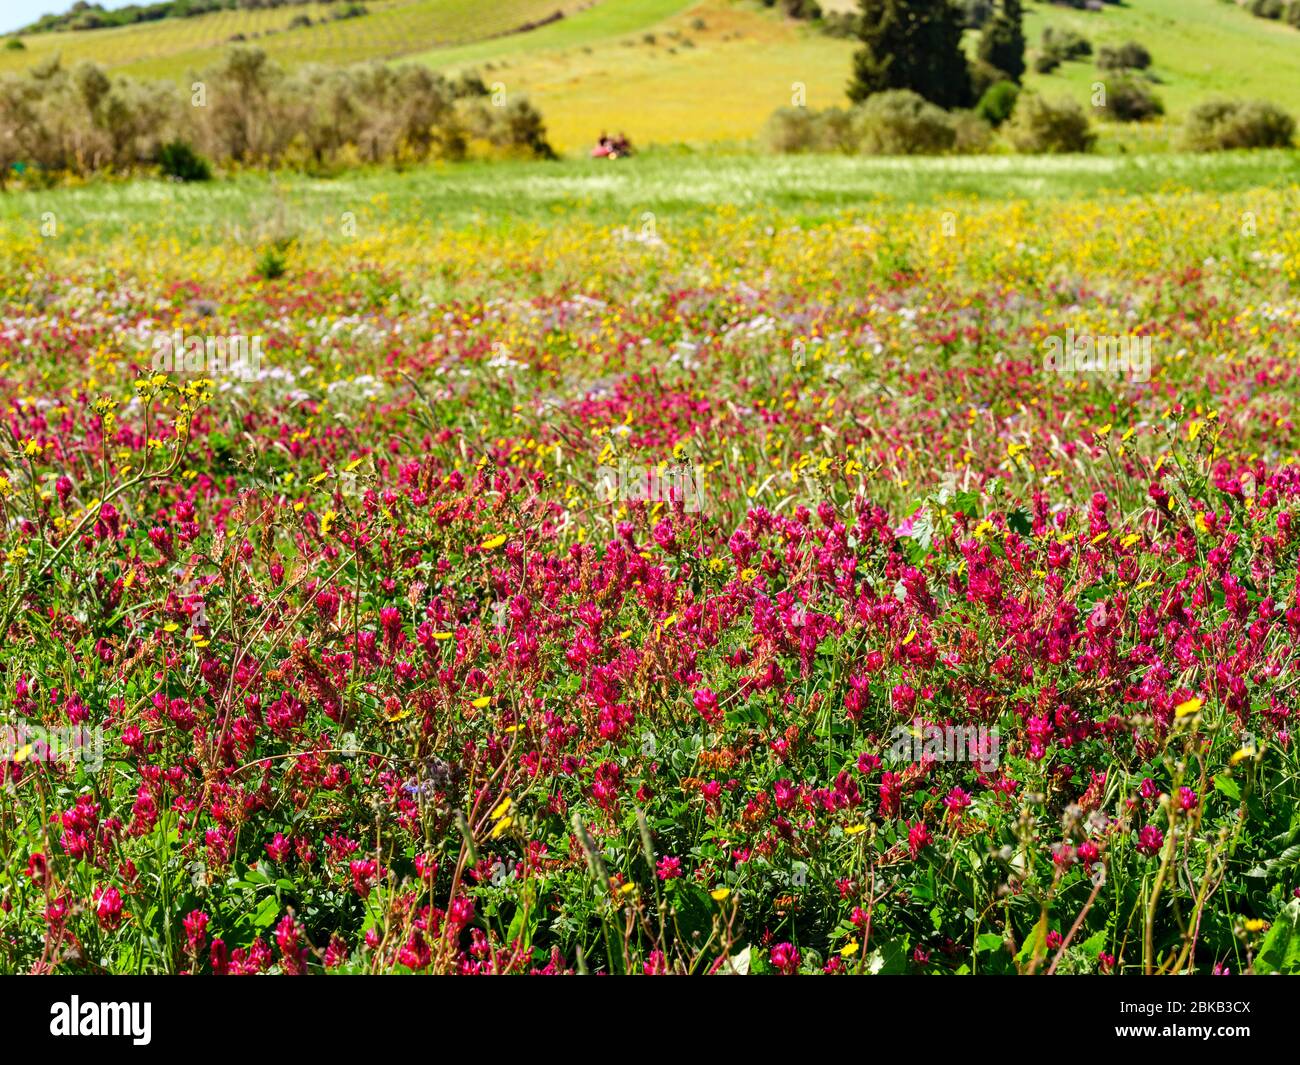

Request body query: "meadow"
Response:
[5, 148, 1300, 236]
[2, 149, 1300, 975]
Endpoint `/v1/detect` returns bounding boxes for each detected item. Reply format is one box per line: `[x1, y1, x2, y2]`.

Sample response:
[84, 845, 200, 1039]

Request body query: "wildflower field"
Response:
[3, 155, 1300, 977]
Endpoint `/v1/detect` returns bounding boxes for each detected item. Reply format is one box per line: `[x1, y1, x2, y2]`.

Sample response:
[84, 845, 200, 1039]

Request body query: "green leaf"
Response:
[505, 880, 538, 952]
[1214, 776, 1241, 802]
[248, 894, 280, 931]
[866, 936, 910, 974]
[724, 699, 767, 730]
[1256, 900, 1300, 974]
[1016, 912, 1049, 968]
[1267, 843, 1300, 875]
[667, 881, 713, 940]
[1079, 930, 1107, 960]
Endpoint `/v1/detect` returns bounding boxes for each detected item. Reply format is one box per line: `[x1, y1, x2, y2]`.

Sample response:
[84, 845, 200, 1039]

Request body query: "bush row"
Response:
[763, 90, 1090, 156]
[764, 90, 1295, 156]
[1246, 0, 1300, 29]
[0, 46, 553, 184]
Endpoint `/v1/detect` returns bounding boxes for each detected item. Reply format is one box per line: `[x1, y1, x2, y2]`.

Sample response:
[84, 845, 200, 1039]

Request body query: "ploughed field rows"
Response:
[0, 1, 597, 81]
[2, 187, 1300, 974]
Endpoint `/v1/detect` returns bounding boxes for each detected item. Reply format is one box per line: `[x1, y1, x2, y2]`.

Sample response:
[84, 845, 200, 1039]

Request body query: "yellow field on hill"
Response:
[433, 1, 856, 151]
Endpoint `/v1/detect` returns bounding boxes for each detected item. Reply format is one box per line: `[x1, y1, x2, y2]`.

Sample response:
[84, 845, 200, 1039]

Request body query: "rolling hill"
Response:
[3, 0, 1300, 153]
[0, 0, 599, 80]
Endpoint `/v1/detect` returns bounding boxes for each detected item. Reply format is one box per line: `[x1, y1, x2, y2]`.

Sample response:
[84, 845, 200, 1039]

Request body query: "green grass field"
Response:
[1020, 0, 1300, 121]
[4, 149, 1299, 243]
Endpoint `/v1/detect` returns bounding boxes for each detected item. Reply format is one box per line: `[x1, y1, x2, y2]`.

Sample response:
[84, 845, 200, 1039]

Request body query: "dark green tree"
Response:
[848, 0, 973, 109]
[977, 0, 1026, 83]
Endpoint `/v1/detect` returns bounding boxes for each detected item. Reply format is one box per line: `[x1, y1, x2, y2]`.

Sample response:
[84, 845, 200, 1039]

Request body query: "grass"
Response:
[1020, 0, 1300, 118]
[3, 149, 1299, 243]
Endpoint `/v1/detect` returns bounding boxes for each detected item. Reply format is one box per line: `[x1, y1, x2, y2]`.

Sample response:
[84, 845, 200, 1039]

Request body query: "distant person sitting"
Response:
[591, 132, 633, 159]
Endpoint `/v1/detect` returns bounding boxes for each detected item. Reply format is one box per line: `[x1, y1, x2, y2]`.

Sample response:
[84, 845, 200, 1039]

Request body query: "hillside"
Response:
[416, 1, 855, 151]
[1019, 0, 1300, 144]
[0, 0, 597, 80]
[3, 0, 1300, 153]
[420, 0, 1300, 152]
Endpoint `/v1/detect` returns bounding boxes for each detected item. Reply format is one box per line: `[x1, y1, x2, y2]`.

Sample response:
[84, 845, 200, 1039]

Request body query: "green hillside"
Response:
[0, 0, 594, 80]
[3, 0, 1300, 152]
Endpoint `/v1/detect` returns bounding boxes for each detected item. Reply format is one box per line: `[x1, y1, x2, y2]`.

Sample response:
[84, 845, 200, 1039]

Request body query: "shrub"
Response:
[1287, 0, 1300, 28]
[157, 140, 211, 181]
[255, 240, 292, 280]
[1005, 93, 1095, 153]
[760, 0, 821, 15]
[1250, 0, 1283, 18]
[0, 46, 554, 181]
[1041, 26, 1091, 60]
[813, 106, 858, 152]
[777, 0, 822, 17]
[1182, 98, 1296, 151]
[821, 12, 863, 38]
[853, 89, 957, 155]
[4, 37, 25, 51]
[453, 70, 489, 98]
[1097, 42, 1152, 71]
[951, 109, 994, 153]
[762, 106, 819, 153]
[1032, 51, 1061, 75]
[1096, 75, 1164, 123]
[760, 106, 860, 154]
[976, 80, 1019, 127]
[0, 58, 174, 175]
[820, 12, 859, 38]
[763, 97, 993, 156]
[969, 58, 1010, 98]
[462, 96, 556, 159]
